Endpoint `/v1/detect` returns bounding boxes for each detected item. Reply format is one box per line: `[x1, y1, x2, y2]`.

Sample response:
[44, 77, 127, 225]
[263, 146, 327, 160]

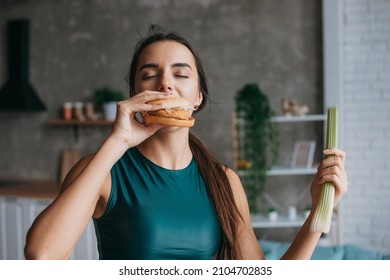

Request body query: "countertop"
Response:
[0, 178, 61, 199]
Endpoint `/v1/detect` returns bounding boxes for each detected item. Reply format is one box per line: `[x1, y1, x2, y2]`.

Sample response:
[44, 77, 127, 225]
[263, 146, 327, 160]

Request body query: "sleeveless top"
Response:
[93, 147, 222, 260]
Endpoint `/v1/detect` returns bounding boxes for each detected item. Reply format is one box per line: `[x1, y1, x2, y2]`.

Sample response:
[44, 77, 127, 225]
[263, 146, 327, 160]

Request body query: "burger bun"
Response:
[143, 97, 195, 127]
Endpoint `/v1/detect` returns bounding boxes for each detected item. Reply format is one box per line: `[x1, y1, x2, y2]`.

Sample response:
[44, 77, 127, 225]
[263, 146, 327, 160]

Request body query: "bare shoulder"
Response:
[60, 153, 96, 193]
[60, 153, 111, 218]
[223, 166, 249, 208]
[223, 167, 264, 259]
[223, 166, 244, 194]
[224, 166, 239, 178]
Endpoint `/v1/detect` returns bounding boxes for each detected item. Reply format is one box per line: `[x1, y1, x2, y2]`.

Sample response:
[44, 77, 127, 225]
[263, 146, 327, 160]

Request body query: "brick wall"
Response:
[342, 0, 390, 253]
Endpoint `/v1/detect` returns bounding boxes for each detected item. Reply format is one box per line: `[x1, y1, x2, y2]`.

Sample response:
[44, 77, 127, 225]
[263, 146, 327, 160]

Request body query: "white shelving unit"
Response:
[269, 166, 318, 176]
[234, 106, 342, 245]
[271, 114, 326, 123]
[239, 166, 318, 177]
[243, 114, 328, 229]
[243, 113, 339, 244]
[235, 112, 341, 244]
[251, 213, 307, 228]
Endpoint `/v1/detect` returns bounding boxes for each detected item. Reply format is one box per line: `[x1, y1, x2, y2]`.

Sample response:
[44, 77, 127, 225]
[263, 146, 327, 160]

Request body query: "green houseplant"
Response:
[235, 83, 279, 213]
[95, 86, 125, 121]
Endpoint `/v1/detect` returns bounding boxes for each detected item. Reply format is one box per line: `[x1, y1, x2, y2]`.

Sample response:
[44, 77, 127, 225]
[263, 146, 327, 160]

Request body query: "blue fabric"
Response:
[259, 240, 290, 260]
[311, 245, 344, 260]
[259, 239, 388, 260]
[382, 254, 390, 260]
[93, 147, 222, 260]
[343, 244, 383, 260]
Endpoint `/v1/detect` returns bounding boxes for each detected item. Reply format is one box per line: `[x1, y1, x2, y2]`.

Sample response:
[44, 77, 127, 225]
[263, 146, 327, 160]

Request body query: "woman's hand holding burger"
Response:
[109, 91, 173, 149]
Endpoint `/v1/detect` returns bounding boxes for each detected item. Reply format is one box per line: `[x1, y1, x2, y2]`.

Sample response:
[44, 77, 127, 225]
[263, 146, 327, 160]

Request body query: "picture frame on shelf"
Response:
[290, 140, 316, 169]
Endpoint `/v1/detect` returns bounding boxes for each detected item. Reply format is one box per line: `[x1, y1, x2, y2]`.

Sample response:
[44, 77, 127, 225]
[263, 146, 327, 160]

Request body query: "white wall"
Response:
[330, 0, 390, 254]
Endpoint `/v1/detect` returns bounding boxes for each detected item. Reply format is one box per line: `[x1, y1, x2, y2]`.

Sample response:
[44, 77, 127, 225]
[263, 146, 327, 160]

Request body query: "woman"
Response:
[24, 26, 348, 260]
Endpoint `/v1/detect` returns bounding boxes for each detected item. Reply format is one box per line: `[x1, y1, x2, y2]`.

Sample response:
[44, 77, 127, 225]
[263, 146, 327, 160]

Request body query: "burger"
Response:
[142, 97, 195, 127]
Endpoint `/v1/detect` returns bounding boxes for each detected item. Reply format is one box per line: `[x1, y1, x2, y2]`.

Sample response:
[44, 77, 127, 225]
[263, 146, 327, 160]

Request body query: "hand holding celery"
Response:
[310, 107, 338, 233]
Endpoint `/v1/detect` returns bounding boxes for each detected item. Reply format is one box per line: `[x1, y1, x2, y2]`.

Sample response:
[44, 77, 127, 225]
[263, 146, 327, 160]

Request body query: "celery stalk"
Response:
[310, 107, 338, 233]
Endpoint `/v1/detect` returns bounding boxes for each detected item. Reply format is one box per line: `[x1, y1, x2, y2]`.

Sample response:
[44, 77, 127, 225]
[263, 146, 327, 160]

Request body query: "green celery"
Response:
[310, 107, 338, 233]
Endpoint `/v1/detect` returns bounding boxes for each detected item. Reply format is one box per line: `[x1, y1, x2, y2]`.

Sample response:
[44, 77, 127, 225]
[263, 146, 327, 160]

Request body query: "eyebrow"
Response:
[138, 62, 192, 72]
[172, 62, 192, 70]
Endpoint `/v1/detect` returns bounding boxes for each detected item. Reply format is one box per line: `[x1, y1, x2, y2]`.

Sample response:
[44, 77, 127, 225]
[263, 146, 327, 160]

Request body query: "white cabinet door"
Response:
[0, 197, 24, 260]
[0, 196, 98, 260]
[70, 221, 99, 260]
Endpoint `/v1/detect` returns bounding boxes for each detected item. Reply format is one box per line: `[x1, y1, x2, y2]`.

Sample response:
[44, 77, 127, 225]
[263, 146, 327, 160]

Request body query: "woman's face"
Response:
[135, 40, 202, 108]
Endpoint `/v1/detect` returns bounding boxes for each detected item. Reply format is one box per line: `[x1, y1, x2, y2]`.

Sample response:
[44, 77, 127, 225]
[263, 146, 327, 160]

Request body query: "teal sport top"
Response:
[93, 147, 222, 260]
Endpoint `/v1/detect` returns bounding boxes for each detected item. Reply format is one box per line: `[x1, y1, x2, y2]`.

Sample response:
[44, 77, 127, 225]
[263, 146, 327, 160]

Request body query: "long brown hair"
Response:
[128, 25, 242, 259]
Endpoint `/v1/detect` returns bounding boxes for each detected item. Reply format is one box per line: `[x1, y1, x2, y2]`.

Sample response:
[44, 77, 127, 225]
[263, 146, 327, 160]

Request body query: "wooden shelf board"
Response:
[48, 119, 114, 126]
[0, 178, 60, 199]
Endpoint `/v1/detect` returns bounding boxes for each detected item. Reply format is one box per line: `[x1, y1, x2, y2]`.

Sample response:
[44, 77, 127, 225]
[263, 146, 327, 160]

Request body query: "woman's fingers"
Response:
[117, 91, 172, 115]
[317, 164, 344, 185]
[323, 148, 346, 163]
[321, 156, 347, 183]
[319, 148, 346, 172]
[109, 91, 175, 147]
[315, 148, 349, 205]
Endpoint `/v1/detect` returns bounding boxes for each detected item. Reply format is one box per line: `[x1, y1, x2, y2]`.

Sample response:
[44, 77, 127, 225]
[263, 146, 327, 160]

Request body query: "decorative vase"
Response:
[268, 209, 278, 222]
[103, 101, 117, 121]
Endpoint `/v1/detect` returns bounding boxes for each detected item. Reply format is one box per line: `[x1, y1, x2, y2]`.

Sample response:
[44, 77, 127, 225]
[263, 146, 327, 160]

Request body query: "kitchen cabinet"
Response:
[0, 180, 98, 260]
[0, 197, 54, 259]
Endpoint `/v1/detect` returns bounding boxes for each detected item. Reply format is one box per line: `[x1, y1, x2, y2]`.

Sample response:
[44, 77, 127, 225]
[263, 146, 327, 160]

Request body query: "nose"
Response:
[159, 84, 172, 92]
[158, 75, 173, 93]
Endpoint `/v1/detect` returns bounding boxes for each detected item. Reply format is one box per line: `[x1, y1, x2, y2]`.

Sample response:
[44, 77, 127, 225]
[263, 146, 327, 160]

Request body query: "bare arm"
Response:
[281, 148, 348, 259]
[24, 137, 128, 259]
[225, 168, 265, 260]
[227, 148, 347, 260]
[24, 91, 172, 259]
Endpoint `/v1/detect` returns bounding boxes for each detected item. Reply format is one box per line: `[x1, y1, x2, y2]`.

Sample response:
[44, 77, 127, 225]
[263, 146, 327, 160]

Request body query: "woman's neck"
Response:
[137, 128, 192, 170]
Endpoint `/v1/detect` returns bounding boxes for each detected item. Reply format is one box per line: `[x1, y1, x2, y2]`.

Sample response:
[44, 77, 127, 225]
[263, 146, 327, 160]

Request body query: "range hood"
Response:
[0, 19, 46, 111]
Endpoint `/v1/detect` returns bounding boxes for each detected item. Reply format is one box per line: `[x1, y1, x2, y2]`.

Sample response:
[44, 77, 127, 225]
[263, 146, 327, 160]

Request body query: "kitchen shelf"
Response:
[48, 119, 113, 142]
[0, 177, 60, 199]
[48, 119, 114, 126]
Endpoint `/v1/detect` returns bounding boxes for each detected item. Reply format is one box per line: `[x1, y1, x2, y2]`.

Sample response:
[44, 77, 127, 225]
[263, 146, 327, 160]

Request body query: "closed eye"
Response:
[175, 74, 188, 78]
[142, 74, 158, 80]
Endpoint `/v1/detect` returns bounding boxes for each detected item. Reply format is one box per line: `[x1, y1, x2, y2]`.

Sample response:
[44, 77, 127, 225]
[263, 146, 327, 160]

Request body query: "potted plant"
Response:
[95, 86, 125, 121]
[235, 83, 279, 213]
